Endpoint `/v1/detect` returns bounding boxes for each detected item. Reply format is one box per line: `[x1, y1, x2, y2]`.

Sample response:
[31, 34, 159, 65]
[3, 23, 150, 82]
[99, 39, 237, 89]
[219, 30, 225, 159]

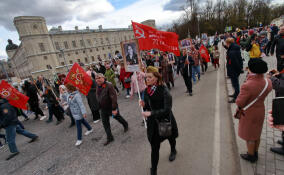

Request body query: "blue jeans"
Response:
[16, 125, 37, 139]
[47, 102, 54, 121]
[75, 118, 92, 140]
[126, 88, 130, 96]
[140, 91, 145, 101]
[192, 65, 201, 82]
[5, 125, 18, 153]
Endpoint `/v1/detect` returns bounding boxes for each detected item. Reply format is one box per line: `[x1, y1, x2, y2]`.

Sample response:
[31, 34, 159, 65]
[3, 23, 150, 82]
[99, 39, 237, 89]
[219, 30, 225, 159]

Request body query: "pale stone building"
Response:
[7, 16, 155, 79]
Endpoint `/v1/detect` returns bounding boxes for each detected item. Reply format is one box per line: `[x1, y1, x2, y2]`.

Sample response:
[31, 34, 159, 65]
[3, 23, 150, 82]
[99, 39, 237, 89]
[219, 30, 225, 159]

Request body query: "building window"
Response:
[72, 41, 77, 48]
[102, 47, 104, 50]
[59, 54, 62, 58]
[106, 37, 109, 42]
[75, 51, 78, 55]
[100, 38, 103, 44]
[55, 42, 60, 50]
[61, 62, 64, 66]
[64, 41, 69, 49]
[90, 49, 92, 52]
[69, 60, 73, 64]
[108, 46, 111, 49]
[80, 40, 85, 47]
[77, 59, 81, 63]
[46, 65, 52, 69]
[104, 54, 106, 58]
[94, 38, 97, 45]
[83, 50, 86, 54]
[87, 39, 91, 46]
[85, 57, 88, 63]
[124, 36, 127, 41]
[43, 56, 48, 60]
[68, 53, 71, 56]
[91, 56, 95, 62]
[96, 48, 99, 51]
[38, 43, 45, 52]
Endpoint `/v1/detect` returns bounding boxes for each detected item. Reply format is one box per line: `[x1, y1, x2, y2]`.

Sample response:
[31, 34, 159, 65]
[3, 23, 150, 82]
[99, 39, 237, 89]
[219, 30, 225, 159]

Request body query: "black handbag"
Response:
[149, 98, 172, 138]
[156, 118, 172, 138]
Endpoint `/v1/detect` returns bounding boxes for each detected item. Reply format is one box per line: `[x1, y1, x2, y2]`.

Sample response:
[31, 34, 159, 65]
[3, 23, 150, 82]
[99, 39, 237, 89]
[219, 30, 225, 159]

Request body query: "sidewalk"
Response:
[224, 47, 284, 175]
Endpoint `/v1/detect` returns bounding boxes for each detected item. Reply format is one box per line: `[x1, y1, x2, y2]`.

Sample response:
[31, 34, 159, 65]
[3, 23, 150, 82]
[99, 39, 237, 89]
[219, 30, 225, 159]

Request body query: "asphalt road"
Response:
[0, 57, 240, 175]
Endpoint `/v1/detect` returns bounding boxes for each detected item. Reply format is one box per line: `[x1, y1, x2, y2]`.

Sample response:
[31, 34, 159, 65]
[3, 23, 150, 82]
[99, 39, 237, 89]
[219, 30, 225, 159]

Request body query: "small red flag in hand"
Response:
[199, 45, 210, 63]
[64, 63, 93, 95]
[0, 80, 29, 110]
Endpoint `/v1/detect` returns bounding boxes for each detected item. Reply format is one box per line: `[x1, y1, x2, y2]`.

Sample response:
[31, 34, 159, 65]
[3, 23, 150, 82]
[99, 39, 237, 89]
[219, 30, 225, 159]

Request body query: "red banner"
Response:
[64, 63, 93, 95]
[132, 21, 180, 56]
[0, 80, 29, 110]
[199, 45, 210, 63]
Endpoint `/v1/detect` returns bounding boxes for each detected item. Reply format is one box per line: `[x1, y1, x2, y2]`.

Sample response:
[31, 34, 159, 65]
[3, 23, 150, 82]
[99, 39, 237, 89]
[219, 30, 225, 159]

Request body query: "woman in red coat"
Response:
[236, 58, 272, 163]
[119, 63, 132, 98]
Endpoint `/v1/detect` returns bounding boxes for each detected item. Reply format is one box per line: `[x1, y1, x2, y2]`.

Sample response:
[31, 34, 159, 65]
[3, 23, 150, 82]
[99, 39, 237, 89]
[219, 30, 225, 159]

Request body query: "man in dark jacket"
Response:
[95, 73, 128, 146]
[87, 79, 101, 123]
[271, 25, 284, 71]
[178, 49, 195, 96]
[0, 98, 38, 160]
[225, 38, 243, 103]
[23, 81, 46, 120]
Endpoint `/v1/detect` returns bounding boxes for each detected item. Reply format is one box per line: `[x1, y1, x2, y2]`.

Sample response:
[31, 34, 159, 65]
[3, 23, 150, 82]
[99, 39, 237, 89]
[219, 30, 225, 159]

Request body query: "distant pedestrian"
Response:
[58, 85, 75, 128]
[270, 25, 284, 71]
[66, 83, 93, 146]
[212, 45, 220, 69]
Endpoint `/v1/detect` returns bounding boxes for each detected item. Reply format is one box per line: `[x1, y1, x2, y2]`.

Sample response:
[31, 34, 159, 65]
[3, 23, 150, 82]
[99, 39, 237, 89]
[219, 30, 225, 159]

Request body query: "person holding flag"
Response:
[0, 96, 38, 160]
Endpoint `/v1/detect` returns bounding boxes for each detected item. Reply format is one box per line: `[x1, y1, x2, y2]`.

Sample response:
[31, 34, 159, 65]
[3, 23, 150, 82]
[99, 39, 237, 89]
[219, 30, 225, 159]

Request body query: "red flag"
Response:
[64, 63, 93, 95]
[0, 80, 29, 110]
[132, 21, 180, 56]
[199, 45, 210, 63]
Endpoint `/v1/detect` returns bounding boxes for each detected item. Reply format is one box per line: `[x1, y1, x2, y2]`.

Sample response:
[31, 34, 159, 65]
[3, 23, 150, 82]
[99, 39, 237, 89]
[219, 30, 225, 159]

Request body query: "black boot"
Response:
[270, 147, 284, 155]
[255, 151, 258, 161]
[277, 140, 284, 146]
[103, 138, 114, 146]
[169, 150, 177, 162]
[124, 123, 129, 133]
[150, 168, 157, 175]
[240, 153, 257, 163]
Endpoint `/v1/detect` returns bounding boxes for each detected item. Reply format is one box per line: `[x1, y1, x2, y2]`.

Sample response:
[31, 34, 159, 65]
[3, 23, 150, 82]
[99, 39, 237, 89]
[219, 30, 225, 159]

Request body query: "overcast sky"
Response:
[0, 0, 282, 60]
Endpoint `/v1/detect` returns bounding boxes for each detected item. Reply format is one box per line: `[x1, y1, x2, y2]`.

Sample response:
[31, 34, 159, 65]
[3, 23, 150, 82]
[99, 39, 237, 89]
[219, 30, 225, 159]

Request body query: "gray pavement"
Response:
[0, 57, 240, 175]
[224, 47, 284, 175]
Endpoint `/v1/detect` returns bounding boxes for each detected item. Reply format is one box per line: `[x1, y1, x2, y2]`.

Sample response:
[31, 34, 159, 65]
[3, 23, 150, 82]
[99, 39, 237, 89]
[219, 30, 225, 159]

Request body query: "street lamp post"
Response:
[60, 49, 69, 72]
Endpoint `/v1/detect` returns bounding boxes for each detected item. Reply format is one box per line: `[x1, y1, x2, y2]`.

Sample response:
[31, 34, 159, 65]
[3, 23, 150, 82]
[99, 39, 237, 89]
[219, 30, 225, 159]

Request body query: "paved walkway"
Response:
[223, 46, 284, 175]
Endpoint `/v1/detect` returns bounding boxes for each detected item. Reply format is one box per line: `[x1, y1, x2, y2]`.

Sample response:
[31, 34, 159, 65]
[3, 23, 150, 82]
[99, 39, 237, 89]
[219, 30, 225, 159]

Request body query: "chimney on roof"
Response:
[75, 26, 78, 30]
[98, 25, 102, 30]
[86, 26, 89, 30]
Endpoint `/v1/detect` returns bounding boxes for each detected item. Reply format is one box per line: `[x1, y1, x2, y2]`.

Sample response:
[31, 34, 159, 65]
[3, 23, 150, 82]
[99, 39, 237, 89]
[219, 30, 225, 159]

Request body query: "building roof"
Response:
[49, 27, 133, 35]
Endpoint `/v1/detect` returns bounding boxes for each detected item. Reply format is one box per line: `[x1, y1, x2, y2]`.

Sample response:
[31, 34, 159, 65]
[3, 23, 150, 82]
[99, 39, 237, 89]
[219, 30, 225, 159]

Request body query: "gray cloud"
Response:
[163, 0, 187, 11]
[0, 0, 112, 31]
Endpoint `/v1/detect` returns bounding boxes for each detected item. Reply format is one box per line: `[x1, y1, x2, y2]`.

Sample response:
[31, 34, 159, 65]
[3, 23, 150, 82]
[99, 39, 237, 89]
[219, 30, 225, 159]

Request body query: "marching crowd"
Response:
[0, 23, 284, 175]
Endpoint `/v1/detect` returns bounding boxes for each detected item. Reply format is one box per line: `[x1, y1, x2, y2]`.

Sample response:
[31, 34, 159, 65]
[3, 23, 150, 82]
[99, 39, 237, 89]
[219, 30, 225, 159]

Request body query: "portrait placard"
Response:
[180, 38, 191, 49]
[121, 39, 141, 72]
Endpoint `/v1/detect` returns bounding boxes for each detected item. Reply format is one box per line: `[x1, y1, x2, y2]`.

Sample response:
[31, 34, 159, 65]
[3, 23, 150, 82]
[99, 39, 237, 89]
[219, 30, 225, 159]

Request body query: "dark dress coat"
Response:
[24, 81, 39, 110]
[87, 80, 99, 111]
[96, 82, 118, 115]
[143, 85, 178, 143]
[236, 74, 272, 141]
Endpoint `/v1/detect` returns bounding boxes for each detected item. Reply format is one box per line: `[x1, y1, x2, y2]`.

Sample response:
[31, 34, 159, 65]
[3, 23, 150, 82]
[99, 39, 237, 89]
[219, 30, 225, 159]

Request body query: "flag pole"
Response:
[134, 71, 147, 129]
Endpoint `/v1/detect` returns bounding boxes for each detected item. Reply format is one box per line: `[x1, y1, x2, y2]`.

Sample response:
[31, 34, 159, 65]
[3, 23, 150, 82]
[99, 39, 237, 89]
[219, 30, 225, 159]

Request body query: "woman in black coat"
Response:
[87, 79, 101, 123]
[140, 66, 178, 175]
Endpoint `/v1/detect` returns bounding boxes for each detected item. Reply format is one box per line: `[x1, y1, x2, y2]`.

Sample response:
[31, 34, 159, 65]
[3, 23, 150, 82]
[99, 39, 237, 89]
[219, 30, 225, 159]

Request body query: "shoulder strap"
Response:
[243, 78, 268, 111]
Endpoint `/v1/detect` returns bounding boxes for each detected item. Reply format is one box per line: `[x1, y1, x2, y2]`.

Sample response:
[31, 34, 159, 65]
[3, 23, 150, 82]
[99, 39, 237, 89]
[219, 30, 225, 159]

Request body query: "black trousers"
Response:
[101, 110, 128, 140]
[230, 76, 240, 99]
[151, 137, 176, 171]
[276, 55, 283, 72]
[91, 109, 100, 121]
[30, 102, 44, 118]
[52, 104, 65, 121]
[201, 62, 208, 72]
[182, 72, 192, 93]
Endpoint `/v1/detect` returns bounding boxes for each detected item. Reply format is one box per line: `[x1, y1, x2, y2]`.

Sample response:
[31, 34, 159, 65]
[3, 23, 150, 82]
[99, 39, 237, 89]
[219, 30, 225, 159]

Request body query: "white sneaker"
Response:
[75, 140, 82, 146]
[84, 129, 93, 136]
[93, 120, 100, 124]
[40, 116, 47, 121]
[125, 95, 130, 99]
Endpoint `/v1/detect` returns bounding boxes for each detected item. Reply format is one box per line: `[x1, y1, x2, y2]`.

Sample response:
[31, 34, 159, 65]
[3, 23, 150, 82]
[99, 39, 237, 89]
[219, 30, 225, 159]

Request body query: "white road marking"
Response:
[212, 47, 221, 175]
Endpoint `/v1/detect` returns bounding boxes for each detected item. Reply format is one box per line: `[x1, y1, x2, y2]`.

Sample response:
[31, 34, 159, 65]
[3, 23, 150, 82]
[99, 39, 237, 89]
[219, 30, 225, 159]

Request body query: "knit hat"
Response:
[248, 29, 254, 36]
[248, 58, 268, 74]
[147, 66, 159, 73]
